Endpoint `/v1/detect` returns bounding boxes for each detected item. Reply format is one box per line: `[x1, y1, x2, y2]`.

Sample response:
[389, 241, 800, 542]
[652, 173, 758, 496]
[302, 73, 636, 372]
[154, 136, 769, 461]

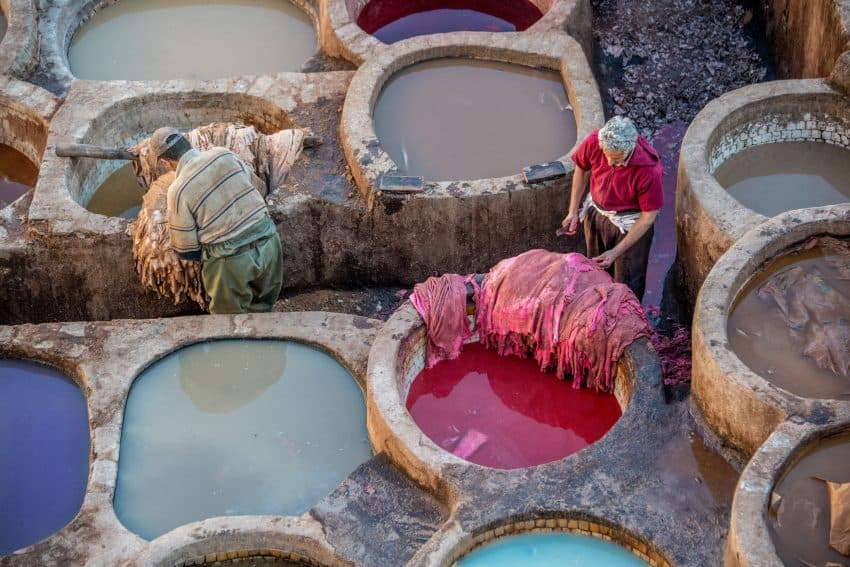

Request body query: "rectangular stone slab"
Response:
[379, 175, 424, 193]
[523, 160, 567, 184]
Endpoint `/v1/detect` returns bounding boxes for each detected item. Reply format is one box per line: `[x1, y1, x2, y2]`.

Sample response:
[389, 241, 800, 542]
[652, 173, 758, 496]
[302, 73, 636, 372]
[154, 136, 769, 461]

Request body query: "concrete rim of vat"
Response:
[420, 513, 671, 567]
[366, 300, 661, 506]
[36, 0, 321, 95]
[0, 312, 378, 565]
[27, 77, 319, 237]
[0, 0, 39, 79]
[676, 78, 850, 303]
[0, 76, 60, 212]
[725, 415, 850, 567]
[691, 204, 850, 460]
[340, 31, 604, 209]
[321, 0, 593, 65]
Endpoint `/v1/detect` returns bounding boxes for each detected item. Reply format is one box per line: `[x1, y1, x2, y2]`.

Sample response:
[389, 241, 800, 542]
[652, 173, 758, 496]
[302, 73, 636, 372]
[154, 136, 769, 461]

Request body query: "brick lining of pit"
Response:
[691, 204, 850, 459]
[676, 78, 850, 304]
[725, 415, 850, 567]
[320, 0, 593, 65]
[0, 0, 38, 79]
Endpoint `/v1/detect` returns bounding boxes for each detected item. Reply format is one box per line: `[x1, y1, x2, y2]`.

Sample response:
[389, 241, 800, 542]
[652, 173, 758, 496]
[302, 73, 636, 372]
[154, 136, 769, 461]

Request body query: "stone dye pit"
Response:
[115, 339, 371, 540]
[0, 8, 6, 43]
[84, 163, 144, 219]
[68, 0, 317, 81]
[713, 141, 850, 216]
[356, 0, 543, 43]
[727, 242, 850, 400]
[0, 359, 89, 556]
[406, 343, 621, 469]
[457, 532, 648, 566]
[372, 58, 576, 181]
[0, 142, 37, 208]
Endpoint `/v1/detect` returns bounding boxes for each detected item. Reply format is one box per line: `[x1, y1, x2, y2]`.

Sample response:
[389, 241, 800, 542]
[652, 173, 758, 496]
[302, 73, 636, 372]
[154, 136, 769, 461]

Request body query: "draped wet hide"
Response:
[410, 274, 479, 368]
[820, 479, 850, 556]
[129, 123, 306, 307]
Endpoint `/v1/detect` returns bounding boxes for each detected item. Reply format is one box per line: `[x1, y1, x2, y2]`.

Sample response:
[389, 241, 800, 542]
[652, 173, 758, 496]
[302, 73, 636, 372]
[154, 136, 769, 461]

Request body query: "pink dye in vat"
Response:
[406, 343, 622, 469]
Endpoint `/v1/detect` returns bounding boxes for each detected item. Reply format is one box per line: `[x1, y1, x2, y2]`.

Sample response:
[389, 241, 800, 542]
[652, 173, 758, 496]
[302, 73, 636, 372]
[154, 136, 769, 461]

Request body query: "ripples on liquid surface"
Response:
[714, 142, 850, 216]
[0, 360, 89, 555]
[69, 0, 317, 80]
[0, 144, 37, 209]
[458, 532, 649, 566]
[114, 340, 371, 540]
[85, 164, 146, 219]
[406, 343, 622, 469]
[373, 58, 576, 181]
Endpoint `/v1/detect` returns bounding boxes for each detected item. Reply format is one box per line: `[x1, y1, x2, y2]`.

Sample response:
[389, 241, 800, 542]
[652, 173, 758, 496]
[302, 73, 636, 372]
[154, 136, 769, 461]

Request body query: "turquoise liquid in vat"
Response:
[0, 360, 90, 555]
[459, 532, 649, 567]
[114, 340, 371, 540]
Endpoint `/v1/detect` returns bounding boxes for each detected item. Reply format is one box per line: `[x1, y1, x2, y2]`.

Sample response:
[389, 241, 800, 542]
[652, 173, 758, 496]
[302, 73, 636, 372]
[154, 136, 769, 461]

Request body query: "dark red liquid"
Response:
[357, 0, 543, 44]
[406, 343, 622, 469]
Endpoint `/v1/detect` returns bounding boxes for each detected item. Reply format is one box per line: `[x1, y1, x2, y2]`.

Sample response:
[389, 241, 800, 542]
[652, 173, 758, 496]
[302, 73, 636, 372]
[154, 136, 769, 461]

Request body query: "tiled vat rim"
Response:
[440, 515, 671, 567]
[35, 0, 321, 94]
[321, 0, 592, 65]
[726, 415, 850, 567]
[0, 312, 379, 566]
[691, 204, 850, 460]
[0, 0, 39, 78]
[340, 31, 604, 209]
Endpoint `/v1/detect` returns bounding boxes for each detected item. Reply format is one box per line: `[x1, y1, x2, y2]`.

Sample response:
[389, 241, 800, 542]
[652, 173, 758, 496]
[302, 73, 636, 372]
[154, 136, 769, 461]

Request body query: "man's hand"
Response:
[560, 213, 580, 236]
[592, 250, 618, 269]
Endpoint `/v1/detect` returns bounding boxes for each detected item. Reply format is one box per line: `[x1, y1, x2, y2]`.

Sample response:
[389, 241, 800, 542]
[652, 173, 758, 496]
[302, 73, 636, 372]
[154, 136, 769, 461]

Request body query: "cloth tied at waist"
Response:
[579, 193, 641, 234]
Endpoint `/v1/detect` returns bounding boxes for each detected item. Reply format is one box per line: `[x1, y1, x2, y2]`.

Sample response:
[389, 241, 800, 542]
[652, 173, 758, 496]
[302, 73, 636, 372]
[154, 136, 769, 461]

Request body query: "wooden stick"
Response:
[55, 144, 137, 160]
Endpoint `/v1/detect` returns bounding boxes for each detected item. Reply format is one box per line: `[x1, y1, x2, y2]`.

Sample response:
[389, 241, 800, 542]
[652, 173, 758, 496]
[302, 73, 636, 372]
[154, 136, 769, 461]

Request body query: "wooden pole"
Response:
[55, 144, 137, 160]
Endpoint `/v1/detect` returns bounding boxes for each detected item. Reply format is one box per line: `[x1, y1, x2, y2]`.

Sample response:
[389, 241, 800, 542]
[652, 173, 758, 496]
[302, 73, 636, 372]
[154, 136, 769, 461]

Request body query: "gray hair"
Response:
[598, 116, 638, 153]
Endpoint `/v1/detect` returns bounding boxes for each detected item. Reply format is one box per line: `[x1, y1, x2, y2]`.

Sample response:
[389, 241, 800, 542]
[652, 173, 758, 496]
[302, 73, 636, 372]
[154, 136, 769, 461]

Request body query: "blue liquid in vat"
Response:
[0, 360, 90, 555]
[458, 532, 649, 567]
[114, 340, 371, 540]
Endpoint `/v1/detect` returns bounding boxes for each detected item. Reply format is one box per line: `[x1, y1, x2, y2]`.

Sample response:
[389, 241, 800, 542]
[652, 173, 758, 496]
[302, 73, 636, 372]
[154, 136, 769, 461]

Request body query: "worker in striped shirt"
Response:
[150, 127, 283, 314]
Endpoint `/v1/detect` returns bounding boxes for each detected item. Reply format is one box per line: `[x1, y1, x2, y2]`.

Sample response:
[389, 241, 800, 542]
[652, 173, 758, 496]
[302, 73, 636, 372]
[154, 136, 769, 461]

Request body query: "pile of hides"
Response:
[410, 274, 479, 369]
[757, 236, 850, 377]
[823, 478, 850, 556]
[129, 122, 306, 308]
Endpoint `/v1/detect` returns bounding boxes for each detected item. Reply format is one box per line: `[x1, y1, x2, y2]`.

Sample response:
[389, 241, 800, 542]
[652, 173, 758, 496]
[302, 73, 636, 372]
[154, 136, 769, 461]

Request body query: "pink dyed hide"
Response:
[411, 274, 479, 368]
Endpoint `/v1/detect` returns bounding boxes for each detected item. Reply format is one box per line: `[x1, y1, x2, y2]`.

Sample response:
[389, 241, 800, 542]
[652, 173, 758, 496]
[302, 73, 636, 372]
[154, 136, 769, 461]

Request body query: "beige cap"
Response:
[149, 126, 183, 157]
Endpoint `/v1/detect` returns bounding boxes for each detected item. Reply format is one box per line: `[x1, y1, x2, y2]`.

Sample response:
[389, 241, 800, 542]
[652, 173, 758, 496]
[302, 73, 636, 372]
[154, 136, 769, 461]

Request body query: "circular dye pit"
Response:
[769, 433, 850, 566]
[85, 163, 145, 219]
[714, 142, 850, 216]
[0, 10, 7, 44]
[373, 58, 576, 181]
[728, 241, 850, 399]
[114, 340, 371, 540]
[406, 343, 622, 469]
[357, 0, 543, 44]
[69, 0, 317, 81]
[0, 143, 38, 208]
[0, 360, 90, 555]
[458, 532, 648, 566]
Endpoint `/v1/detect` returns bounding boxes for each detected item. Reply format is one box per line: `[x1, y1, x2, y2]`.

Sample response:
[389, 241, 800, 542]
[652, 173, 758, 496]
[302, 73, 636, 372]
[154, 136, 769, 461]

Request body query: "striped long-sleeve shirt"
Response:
[166, 148, 268, 256]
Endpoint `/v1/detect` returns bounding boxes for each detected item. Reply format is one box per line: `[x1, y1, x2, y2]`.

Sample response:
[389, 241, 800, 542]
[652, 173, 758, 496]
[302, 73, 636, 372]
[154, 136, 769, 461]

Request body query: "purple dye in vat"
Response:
[0, 360, 89, 555]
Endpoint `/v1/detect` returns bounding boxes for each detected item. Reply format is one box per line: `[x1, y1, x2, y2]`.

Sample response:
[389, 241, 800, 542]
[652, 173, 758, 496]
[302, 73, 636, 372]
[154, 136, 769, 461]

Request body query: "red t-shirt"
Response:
[571, 129, 663, 212]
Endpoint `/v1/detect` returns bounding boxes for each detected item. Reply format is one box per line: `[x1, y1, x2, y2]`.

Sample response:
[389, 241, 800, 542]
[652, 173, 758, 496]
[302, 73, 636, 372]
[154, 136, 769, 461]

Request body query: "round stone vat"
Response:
[114, 339, 371, 540]
[676, 79, 850, 303]
[692, 204, 850, 458]
[0, 84, 52, 210]
[84, 163, 144, 219]
[437, 516, 669, 566]
[0, 0, 39, 78]
[0, 359, 90, 555]
[341, 31, 602, 203]
[68, 0, 318, 81]
[367, 300, 654, 497]
[320, 0, 593, 65]
[726, 418, 850, 567]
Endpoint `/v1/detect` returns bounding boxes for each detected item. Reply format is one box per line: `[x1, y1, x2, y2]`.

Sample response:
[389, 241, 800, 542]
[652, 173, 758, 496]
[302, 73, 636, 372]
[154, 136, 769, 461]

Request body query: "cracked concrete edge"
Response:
[0, 311, 381, 566]
[676, 78, 850, 303]
[0, 0, 39, 79]
[26, 70, 353, 238]
[339, 30, 604, 208]
[724, 411, 850, 567]
[692, 204, 850, 459]
[319, 0, 593, 66]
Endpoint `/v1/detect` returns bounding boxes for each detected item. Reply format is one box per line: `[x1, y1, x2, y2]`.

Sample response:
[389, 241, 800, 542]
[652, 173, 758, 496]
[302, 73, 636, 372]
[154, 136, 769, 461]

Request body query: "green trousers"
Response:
[201, 216, 283, 314]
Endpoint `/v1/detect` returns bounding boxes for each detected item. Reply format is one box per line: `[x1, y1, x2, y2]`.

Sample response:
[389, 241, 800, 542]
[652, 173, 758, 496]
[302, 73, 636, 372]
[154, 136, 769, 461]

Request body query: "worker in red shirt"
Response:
[560, 116, 663, 301]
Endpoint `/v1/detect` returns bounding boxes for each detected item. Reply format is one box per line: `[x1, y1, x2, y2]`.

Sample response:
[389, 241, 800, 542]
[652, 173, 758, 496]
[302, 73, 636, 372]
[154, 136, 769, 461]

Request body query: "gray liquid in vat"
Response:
[86, 163, 146, 219]
[373, 59, 577, 181]
[69, 0, 317, 81]
[114, 340, 371, 540]
[714, 142, 850, 216]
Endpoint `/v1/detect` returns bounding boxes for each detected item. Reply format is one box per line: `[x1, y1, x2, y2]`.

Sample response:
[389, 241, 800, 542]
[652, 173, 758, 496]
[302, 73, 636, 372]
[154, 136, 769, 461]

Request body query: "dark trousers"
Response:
[584, 207, 654, 302]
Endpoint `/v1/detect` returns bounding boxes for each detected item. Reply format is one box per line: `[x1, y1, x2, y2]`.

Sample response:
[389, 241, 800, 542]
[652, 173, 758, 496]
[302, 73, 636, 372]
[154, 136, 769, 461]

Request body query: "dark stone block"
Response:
[522, 161, 567, 184]
[379, 175, 424, 193]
